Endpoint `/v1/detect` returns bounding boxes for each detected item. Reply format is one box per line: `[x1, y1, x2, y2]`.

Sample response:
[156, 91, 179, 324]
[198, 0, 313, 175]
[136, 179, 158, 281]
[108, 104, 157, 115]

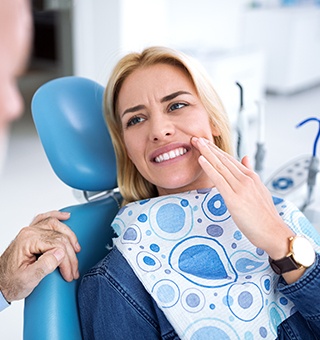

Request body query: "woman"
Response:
[78, 46, 320, 339]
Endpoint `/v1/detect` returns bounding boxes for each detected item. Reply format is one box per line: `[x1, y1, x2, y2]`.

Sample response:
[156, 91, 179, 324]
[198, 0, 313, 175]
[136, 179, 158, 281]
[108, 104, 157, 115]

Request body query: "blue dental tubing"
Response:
[296, 117, 320, 211]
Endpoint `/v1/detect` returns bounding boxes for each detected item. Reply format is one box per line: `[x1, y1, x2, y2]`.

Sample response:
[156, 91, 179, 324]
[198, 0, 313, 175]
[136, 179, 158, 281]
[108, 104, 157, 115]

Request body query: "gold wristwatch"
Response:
[269, 235, 316, 275]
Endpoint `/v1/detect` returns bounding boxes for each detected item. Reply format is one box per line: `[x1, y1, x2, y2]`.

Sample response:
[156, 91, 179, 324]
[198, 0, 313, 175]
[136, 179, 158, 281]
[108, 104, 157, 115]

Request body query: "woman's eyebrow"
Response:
[121, 91, 192, 117]
[122, 104, 146, 118]
[160, 91, 192, 103]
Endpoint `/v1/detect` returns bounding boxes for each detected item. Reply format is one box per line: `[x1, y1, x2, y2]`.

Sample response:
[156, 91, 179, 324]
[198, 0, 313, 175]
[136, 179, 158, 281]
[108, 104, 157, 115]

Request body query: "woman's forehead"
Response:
[119, 64, 195, 102]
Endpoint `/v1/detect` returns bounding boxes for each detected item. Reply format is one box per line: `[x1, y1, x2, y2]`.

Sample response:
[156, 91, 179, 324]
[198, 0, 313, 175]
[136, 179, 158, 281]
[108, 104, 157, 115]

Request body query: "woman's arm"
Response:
[277, 253, 320, 334]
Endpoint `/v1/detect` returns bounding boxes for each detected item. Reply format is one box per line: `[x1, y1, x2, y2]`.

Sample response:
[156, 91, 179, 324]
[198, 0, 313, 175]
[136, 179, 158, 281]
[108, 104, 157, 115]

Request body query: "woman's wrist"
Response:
[265, 229, 296, 260]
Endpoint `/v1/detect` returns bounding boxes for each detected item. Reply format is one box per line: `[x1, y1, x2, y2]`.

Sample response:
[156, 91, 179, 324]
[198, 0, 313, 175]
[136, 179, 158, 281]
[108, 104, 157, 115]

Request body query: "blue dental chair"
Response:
[23, 76, 120, 339]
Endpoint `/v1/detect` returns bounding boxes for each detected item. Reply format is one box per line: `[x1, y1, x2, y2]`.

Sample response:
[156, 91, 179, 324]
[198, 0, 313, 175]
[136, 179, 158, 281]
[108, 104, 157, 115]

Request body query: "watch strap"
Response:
[268, 255, 300, 275]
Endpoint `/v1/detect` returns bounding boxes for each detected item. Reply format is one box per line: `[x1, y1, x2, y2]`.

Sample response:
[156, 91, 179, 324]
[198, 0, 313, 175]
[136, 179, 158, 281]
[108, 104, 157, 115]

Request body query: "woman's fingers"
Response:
[241, 155, 252, 170]
[191, 137, 297, 259]
[198, 154, 233, 198]
[192, 137, 253, 191]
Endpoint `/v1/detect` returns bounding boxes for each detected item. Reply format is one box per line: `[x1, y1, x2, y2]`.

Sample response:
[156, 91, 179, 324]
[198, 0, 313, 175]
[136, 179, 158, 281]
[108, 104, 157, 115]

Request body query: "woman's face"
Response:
[117, 63, 220, 196]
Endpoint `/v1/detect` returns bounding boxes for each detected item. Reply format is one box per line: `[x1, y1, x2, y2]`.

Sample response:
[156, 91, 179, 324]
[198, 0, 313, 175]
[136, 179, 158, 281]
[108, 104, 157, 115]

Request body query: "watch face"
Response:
[292, 236, 315, 267]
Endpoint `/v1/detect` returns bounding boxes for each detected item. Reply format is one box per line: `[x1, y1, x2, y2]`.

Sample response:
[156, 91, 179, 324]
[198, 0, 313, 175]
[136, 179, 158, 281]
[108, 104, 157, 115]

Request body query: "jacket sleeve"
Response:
[277, 252, 320, 335]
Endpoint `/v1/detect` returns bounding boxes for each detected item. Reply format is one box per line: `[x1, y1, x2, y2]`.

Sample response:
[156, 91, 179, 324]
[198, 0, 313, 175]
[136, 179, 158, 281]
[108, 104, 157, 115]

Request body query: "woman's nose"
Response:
[149, 115, 175, 142]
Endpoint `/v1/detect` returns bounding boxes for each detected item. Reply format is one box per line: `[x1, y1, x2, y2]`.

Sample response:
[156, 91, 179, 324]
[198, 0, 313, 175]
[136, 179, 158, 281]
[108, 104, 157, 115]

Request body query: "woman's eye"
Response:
[169, 102, 187, 112]
[126, 115, 145, 127]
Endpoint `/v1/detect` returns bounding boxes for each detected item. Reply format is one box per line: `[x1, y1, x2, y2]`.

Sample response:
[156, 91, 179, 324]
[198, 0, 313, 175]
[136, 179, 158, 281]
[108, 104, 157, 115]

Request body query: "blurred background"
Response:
[0, 0, 320, 337]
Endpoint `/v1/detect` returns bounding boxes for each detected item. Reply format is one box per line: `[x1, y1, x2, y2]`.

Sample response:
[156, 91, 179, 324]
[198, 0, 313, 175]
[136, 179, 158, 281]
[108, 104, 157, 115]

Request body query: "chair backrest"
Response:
[23, 76, 120, 340]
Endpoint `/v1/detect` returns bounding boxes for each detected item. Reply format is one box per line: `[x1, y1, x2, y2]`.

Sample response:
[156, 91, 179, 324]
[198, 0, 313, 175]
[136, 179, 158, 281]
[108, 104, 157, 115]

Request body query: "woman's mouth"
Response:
[154, 147, 187, 163]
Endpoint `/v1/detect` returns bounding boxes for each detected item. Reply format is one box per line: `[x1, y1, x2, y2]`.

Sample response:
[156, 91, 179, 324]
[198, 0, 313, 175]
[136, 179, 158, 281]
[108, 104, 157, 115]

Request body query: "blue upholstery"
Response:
[29, 76, 117, 191]
[23, 77, 120, 340]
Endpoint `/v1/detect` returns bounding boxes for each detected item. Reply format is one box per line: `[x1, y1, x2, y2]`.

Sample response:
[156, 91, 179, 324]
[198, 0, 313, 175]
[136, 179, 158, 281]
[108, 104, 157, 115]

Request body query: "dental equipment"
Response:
[296, 117, 320, 211]
[235, 82, 249, 161]
[254, 100, 266, 177]
[265, 116, 320, 212]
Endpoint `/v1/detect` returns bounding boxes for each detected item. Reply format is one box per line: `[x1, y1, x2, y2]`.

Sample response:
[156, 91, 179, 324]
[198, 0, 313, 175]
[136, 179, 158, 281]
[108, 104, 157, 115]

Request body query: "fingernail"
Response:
[75, 242, 81, 252]
[199, 155, 209, 163]
[53, 249, 65, 262]
[199, 137, 207, 146]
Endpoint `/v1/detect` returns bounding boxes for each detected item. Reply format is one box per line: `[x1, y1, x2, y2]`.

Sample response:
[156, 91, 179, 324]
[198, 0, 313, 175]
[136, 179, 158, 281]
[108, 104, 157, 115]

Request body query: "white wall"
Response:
[71, 0, 264, 129]
[72, 0, 168, 85]
[72, 0, 249, 84]
[164, 0, 247, 51]
[242, 6, 320, 94]
[72, 0, 122, 85]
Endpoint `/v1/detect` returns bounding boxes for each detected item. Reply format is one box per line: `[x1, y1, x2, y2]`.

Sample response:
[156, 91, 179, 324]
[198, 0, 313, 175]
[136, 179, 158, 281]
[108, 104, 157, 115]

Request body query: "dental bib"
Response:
[112, 188, 320, 339]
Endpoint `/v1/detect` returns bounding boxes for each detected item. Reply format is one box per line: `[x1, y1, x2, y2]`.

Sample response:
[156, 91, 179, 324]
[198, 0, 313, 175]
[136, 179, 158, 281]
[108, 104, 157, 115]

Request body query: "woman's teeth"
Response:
[154, 147, 187, 163]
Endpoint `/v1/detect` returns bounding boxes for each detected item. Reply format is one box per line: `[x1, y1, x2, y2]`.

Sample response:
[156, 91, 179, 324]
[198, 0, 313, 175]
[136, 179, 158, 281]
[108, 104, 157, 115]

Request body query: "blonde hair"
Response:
[104, 46, 232, 205]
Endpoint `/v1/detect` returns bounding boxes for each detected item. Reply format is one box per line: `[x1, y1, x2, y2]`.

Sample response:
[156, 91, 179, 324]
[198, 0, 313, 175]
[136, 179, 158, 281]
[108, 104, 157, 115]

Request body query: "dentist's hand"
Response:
[0, 210, 80, 302]
[192, 137, 294, 260]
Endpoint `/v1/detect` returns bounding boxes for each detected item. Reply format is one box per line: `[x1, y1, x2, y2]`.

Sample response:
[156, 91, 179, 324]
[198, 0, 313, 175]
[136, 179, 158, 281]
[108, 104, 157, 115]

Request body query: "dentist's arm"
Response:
[0, 210, 80, 304]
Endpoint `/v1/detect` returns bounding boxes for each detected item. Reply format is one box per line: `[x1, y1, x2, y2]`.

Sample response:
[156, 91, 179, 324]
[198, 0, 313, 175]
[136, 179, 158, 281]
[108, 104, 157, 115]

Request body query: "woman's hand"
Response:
[191, 137, 295, 259]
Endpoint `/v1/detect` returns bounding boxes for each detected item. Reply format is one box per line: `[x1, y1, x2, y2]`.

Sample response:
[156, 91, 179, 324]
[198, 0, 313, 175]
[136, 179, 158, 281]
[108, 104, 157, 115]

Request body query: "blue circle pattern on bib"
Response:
[113, 189, 318, 339]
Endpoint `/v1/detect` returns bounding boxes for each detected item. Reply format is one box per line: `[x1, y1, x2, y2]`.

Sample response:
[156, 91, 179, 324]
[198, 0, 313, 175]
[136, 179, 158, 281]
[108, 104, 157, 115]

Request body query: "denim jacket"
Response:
[78, 247, 320, 340]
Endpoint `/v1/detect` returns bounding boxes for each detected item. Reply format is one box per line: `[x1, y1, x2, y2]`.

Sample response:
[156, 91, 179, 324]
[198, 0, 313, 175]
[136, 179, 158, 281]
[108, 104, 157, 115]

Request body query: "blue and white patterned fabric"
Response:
[112, 188, 320, 339]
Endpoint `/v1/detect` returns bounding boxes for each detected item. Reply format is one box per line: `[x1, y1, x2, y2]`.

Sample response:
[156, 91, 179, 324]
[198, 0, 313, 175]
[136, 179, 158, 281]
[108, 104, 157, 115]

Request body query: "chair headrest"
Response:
[31, 76, 117, 191]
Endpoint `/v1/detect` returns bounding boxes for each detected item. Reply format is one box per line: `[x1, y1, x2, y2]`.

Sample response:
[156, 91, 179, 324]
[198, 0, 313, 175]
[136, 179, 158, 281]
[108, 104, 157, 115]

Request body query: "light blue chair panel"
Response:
[23, 76, 120, 340]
